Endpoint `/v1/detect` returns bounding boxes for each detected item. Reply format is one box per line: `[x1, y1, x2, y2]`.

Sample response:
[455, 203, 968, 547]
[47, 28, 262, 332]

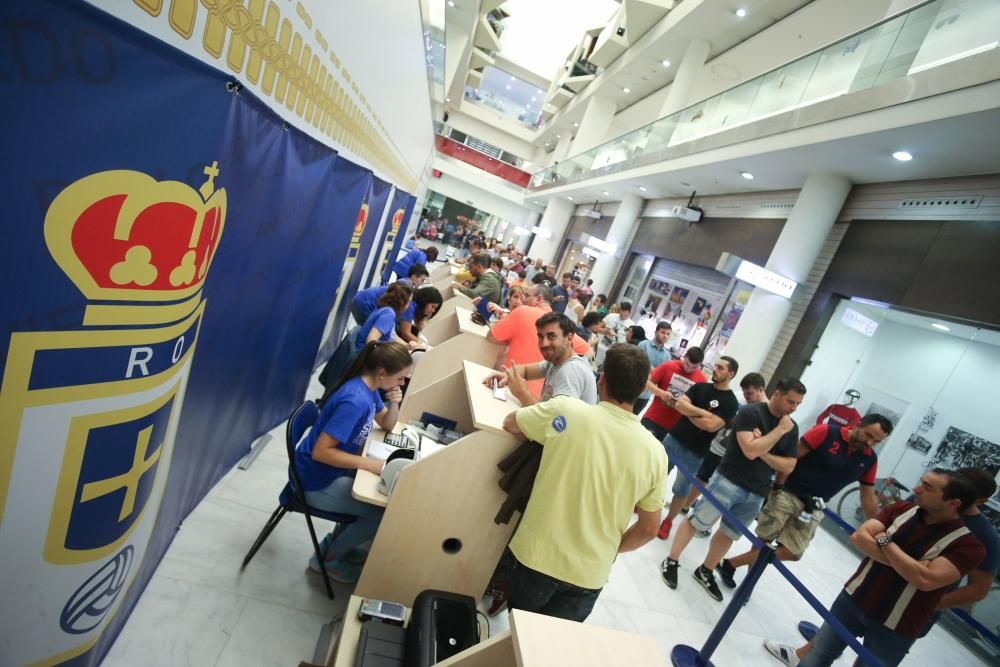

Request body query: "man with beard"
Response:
[718, 413, 893, 589]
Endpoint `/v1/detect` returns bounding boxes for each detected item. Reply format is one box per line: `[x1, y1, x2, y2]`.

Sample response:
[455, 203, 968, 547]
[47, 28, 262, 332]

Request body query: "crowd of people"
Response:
[292, 231, 998, 667]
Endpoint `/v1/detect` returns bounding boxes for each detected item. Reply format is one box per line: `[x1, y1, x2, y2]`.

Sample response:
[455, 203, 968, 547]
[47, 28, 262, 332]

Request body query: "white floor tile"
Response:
[213, 599, 330, 667]
[103, 575, 248, 667]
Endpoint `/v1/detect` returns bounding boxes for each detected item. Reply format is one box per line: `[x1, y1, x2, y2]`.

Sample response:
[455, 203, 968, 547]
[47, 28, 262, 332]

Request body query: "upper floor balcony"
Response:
[434, 122, 534, 188]
[529, 0, 1000, 191]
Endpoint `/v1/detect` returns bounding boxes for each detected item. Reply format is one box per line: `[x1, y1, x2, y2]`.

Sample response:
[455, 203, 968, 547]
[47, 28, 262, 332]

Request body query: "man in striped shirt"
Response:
[797, 469, 984, 667]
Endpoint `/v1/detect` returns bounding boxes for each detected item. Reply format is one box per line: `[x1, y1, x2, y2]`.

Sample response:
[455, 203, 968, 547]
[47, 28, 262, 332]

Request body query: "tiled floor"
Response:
[104, 372, 992, 667]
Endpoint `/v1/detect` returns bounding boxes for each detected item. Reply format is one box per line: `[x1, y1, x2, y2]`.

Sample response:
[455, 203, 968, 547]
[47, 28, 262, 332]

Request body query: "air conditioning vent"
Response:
[898, 196, 982, 210]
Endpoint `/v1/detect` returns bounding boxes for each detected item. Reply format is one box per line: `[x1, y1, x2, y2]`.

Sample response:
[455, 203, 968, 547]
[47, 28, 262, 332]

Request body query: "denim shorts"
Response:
[689, 473, 765, 541]
[664, 434, 704, 497]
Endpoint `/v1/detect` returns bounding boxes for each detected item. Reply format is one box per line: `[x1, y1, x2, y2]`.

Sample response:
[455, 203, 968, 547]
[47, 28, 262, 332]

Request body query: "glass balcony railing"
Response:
[529, 0, 1000, 189]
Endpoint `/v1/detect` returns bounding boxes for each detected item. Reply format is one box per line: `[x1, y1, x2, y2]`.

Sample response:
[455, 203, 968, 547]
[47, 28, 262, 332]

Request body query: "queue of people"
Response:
[290, 233, 997, 667]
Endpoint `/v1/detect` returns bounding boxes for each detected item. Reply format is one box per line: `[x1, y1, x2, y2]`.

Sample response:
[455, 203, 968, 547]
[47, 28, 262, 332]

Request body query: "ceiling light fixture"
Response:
[638, 185, 647, 192]
[505, 85, 511, 90]
[931, 323, 951, 331]
[735, 8, 747, 18]
[445, 97, 451, 102]
[602, 191, 610, 196]
[545, 142, 550, 147]
[740, 171, 754, 180]
[892, 150, 913, 161]
[568, 196, 574, 201]
[623, 87, 631, 94]
[573, 122, 579, 127]
[661, 59, 671, 67]
[556, 134, 561, 138]
[447, 0, 455, 6]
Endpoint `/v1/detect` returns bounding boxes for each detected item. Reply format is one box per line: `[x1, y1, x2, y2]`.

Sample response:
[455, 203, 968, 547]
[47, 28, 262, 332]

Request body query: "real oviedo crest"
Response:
[0, 164, 226, 665]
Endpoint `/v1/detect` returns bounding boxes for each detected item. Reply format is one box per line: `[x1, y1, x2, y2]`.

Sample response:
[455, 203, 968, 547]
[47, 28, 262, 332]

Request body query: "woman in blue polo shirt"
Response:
[396, 286, 443, 344]
[355, 283, 412, 351]
[295, 341, 413, 583]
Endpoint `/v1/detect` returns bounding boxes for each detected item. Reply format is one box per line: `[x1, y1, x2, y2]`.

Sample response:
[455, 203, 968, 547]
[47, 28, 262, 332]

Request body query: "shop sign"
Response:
[841, 307, 879, 337]
[733, 260, 797, 299]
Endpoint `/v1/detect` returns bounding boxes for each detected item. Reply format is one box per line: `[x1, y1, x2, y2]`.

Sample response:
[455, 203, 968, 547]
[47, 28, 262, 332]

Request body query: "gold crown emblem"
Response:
[44, 164, 227, 304]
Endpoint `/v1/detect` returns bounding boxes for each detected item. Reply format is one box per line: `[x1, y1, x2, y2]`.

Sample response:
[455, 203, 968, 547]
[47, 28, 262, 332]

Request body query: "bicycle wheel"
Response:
[836, 486, 864, 528]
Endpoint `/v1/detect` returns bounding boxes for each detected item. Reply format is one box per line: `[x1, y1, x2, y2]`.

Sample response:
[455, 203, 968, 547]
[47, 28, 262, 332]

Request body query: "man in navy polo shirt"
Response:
[718, 413, 892, 588]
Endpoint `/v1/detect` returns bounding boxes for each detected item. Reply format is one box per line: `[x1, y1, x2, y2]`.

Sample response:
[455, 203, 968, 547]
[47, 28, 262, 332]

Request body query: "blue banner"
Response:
[362, 177, 393, 289]
[0, 1, 368, 664]
[365, 186, 397, 288]
[378, 190, 417, 285]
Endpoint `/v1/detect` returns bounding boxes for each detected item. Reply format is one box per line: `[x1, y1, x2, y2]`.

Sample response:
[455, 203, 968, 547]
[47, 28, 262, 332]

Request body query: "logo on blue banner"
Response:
[0, 164, 226, 665]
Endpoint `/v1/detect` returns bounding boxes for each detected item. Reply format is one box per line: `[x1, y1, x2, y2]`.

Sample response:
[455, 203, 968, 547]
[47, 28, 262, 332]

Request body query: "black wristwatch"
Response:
[876, 534, 892, 549]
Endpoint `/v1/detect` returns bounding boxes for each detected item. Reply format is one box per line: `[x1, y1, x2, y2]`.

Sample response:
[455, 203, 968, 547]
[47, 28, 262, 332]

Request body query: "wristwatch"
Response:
[876, 534, 892, 549]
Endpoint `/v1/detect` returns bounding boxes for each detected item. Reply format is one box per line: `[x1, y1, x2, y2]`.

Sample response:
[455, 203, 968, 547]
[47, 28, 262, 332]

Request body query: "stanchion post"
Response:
[671, 545, 776, 667]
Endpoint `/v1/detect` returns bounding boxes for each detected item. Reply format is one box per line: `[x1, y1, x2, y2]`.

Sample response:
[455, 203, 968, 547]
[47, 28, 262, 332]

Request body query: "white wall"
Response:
[799, 300, 1000, 491]
[87, 0, 434, 192]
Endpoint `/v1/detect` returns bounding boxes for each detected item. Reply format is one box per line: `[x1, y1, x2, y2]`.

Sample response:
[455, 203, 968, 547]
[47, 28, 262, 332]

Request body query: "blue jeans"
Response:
[664, 434, 704, 497]
[688, 473, 764, 541]
[800, 591, 915, 667]
[304, 476, 384, 560]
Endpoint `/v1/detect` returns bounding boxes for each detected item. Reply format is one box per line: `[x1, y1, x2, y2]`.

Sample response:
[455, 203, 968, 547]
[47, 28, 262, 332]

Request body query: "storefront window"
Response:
[800, 298, 1000, 658]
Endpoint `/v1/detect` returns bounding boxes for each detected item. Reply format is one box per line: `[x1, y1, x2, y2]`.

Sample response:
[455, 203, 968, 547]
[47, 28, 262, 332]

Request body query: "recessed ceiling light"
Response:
[447, 0, 455, 6]
[556, 134, 561, 138]
[534, 201, 542, 204]
[545, 142, 550, 147]
[602, 191, 610, 196]
[568, 196, 574, 201]
[638, 185, 647, 192]
[740, 171, 754, 180]
[892, 150, 913, 161]
[623, 87, 631, 94]
[735, 8, 747, 18]
[531, 97, 536, 101]
[445, 97, 451, 102]
[509, 75, 515, 81]
[505, 85, 511, 90]
[931, 323, 950, 331]
[573, 122, 579, 127]
[661, 59, 671, 67]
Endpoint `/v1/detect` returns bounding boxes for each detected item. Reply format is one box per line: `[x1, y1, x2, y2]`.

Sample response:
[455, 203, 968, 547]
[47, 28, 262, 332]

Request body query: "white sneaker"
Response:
[763, 640, 800, 666]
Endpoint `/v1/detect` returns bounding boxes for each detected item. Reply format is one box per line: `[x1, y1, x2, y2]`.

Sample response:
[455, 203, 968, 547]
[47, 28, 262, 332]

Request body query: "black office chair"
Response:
[241, 400, 357, 599]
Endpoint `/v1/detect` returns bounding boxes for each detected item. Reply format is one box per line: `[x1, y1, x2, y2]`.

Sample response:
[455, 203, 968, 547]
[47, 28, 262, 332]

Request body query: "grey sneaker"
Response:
[693, 565, 723, 601]
[661, 558, 679, 589]
[763, 640, 800, 666]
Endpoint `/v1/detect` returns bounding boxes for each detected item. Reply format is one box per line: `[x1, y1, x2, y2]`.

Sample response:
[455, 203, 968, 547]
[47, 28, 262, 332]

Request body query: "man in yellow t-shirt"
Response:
[501, 344, 669, 621]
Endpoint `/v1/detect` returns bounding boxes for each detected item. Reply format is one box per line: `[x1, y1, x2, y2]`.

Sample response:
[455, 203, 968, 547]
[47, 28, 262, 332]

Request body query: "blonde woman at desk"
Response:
[295, 341, 413, 584]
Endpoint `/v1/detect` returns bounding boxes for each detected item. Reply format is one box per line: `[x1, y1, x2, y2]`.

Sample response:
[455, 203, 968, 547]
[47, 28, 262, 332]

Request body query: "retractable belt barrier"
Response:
[668, 459, 883, 667]
[823, 507, 1000, 650]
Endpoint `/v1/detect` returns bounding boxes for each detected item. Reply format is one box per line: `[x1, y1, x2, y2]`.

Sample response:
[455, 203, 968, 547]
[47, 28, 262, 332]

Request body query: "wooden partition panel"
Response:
[398, 369, 477, 435]
[420, 310, 460, 346]
[354, 428, 520, 605]
[405, 332, 499, 397]
[435, 291, 472, 319]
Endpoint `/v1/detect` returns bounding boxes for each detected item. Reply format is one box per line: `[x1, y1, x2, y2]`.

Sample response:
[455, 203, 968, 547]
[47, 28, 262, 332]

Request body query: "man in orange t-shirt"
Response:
[488, 284, 590, 397]
[640, 346, 707, 443]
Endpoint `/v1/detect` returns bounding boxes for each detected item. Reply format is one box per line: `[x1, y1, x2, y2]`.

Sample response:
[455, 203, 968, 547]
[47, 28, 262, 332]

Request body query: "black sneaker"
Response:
[717, 558, 737, 589]
[693, 565, 723, 601]
[661, 558, 679, 589]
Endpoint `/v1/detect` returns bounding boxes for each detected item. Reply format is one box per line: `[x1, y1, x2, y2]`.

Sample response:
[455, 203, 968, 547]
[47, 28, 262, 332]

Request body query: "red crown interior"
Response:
[71, 194, 222, 292]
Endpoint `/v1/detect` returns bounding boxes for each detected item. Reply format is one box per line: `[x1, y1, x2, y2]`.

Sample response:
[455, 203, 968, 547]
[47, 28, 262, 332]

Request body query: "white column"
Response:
[569, 94, 617, 156]
[501, 220, 515, 245]
[552, 132, 573, 164]
[659, 38, 711, 118]
[588, 193, 644, 295]
[527, 198, 574, 264]
[722, 172, 852, 377]
[516, 212, 540, 252]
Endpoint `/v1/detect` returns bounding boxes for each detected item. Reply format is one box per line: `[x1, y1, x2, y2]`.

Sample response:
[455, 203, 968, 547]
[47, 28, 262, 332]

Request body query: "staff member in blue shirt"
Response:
[295, 341, 413, 583]
[633, 321, 672, 415]
[391, 245, 439, 281]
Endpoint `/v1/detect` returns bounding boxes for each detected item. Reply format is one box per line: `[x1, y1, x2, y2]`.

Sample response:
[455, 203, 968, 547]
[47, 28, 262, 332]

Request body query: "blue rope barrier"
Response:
[822, 507, 1000, 650]
[668, 459, 883, 667]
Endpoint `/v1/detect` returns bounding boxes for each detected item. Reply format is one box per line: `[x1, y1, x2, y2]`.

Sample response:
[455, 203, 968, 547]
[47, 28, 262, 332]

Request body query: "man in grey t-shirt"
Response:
[484, 312, 598, 405]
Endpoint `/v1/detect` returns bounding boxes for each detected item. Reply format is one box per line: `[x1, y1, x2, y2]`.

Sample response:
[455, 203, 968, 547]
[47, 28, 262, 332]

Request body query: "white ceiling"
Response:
[496, 0, 619, 79]
[850, 300, 1000, 347]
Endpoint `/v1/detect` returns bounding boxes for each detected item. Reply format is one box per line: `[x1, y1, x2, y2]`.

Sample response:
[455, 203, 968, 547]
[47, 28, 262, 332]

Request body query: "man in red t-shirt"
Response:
[488, 284, 589, 397]
[640, 346, 707, 443]
[795, 469, 985, 667]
